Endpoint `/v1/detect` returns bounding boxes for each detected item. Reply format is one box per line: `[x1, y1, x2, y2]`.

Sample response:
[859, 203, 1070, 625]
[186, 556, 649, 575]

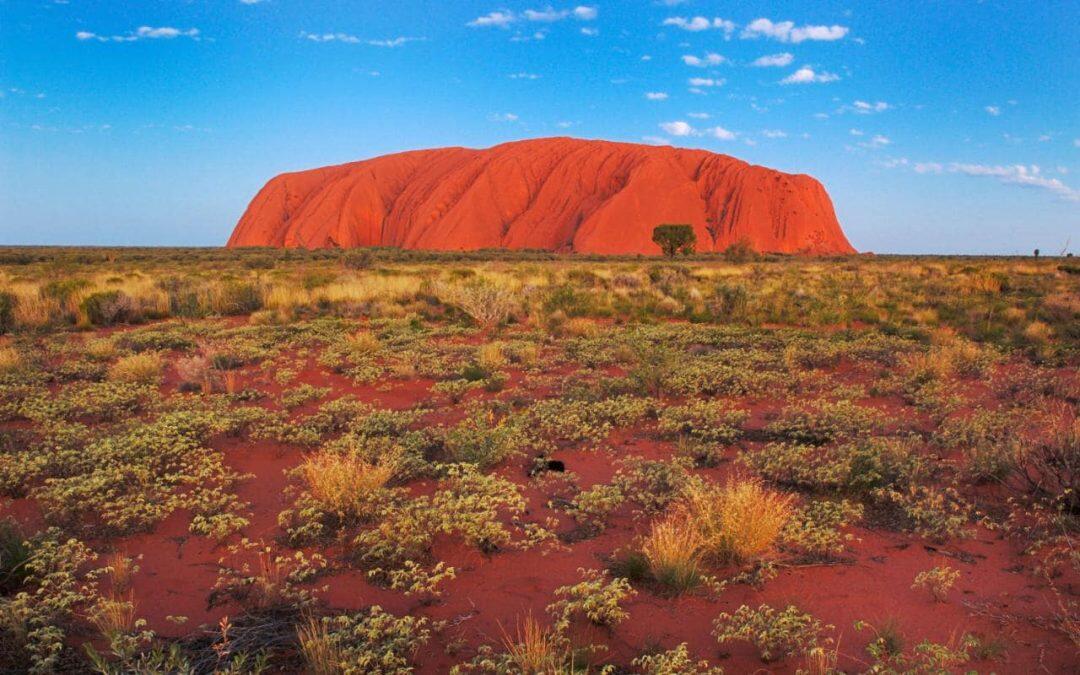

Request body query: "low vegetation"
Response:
[0, 247, 1074, 672]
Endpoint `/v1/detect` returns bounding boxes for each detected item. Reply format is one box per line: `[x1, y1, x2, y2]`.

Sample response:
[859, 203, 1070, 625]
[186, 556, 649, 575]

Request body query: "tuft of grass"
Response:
[90, 593, 137, 638]
[499, 613, 566, 673]
[108, 352, 163, 384]
[683, 479, 793, 565]
[642, 515, 703, 593]
[300, 450, 398, 515]
[476, 342, 508, 371]
[298, 616, 344, 675]
[0, 347, 21, 377]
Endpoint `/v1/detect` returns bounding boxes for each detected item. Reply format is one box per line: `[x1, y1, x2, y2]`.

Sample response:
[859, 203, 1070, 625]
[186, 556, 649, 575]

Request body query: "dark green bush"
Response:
[80, 290, 134, 326]
[218, 281, 263, 315]
[0, 292, 15, 334]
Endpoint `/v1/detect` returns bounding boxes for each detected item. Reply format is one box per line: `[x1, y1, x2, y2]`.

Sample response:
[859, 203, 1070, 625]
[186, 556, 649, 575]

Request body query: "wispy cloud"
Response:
[76, 26, 200, 42]
[659, 120, 735, 140]
[469, 6, 597, 27]
[750, 52, 793, 67]
[645, 91, 669, 100]
[682, 53, 726, 67]
[299, 32, 422, 46]
[780, 67, 840, 84]
[741, 18, 848, 43]
[883, 159, 1079, 201]
[509, 72, 541, 79]
[950, 163, 1078, 201]
[662, 16, 735, 38]
[688, 77, 724, 87]
[853, 100, 890, 114]
[985, 105, 1001, 116]
[859, 134, 891, 149]
[469, 10, 516, 28]
[488, 112, 519, 122]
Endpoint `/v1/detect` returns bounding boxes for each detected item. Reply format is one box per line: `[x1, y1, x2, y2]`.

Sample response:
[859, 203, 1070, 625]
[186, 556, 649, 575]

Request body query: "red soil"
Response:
[4, 328, 1076, 673]
[226, 137, 855, 255]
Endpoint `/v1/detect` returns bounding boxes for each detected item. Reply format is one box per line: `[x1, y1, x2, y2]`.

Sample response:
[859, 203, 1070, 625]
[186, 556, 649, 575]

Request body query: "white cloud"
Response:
[509, 72, 541, 79]
[645, 91, 669, 100]
[469, 11, 516, 27]
[660, 120, 695, 136]
[659, 120, 735, 140]
[580, 27, 598, 36]
[525, 7, 568, 21]
[367, 36, 423, 47]
[688, 77, 724, 87]
[949, 163, 1078, 200]
[682, 52, 726, 67]
[76, 26, 200, 42]
[741, 18, 848, 43]
[300, 31, 360, 43]
[849, 129, 864, 136]
[762, 129, 787, 138]
[985, 105, 1001, 116]
[687, 112, 710, 119]
[474, 6, 597, 27]
[780, 67, 839, 84]
[239, 0, 267, 4]
[750, 52, 793, 67]
[573, 6, 598, 20]
[299, 32, 421, 46]
[860, 134, 891, 149]
[853, 100, 890, 114]
[489, 112, 519, 122]
[662, 16, 735, 38]
[914, 162, 943, 174]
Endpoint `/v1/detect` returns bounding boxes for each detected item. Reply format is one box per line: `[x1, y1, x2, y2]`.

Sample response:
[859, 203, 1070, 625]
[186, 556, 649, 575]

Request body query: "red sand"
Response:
[226, 137, 855, 255]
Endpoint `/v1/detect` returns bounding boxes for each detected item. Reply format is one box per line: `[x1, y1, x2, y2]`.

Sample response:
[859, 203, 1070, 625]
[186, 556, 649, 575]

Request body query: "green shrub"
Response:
[0, 292, 16, 334]
[298, 606, 430, 674]
[80, 291, 134, 326]
[713, 604, 830, 663]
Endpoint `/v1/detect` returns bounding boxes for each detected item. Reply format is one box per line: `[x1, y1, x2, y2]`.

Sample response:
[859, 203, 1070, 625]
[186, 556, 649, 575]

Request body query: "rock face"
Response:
[227, 137, 855, 255]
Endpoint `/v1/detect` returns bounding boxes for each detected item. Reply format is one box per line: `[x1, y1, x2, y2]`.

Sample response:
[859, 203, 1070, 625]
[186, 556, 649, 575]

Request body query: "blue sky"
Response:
[1, 0, 1077, 253]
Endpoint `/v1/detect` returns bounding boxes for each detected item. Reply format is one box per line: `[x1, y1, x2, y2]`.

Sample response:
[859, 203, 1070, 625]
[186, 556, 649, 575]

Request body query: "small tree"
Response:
[652, 224, 696, 257]
[1033, 249, 1040, 258]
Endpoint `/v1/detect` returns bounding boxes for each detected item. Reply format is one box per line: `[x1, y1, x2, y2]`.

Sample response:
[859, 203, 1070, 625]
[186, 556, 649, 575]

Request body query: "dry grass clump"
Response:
[346, 330, 381, 356]
[500, 613, 567, 673]
[476, 342, 508, 370]
[682, 479, 793, 565]
[642, 515, 703, 592]
[0, 346, 21, 375]
[107, 352, 163, 384]
[84, 338, 118, 361]
[434, 279, 518, 328]
[90, 593, 137, 638]
[300, 450, 399, 515]
[298, 616, 344, 675]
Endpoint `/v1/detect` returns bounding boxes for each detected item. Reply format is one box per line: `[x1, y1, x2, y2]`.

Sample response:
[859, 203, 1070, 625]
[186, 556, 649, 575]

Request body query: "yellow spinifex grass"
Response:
[642, 514, 703, 592]
[500, 613, 567, 674]
[683, 478, 793, 565]
[300, 450, 398, 515]
[0, 346, 20, 375]
[107, 352, 163, 384]
[298, 616, 344, 675]
[90, 592, 137, 638]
